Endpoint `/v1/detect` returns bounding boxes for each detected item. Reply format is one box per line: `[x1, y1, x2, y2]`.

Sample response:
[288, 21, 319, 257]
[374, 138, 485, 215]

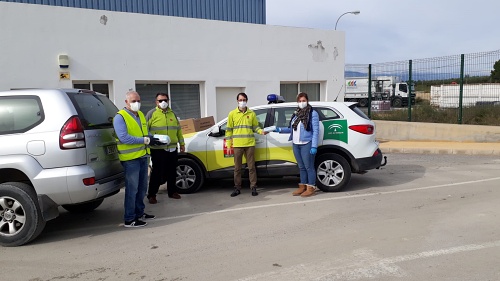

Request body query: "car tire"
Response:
[176, 158, 204, 194]
[358, 98, 368, 107]
[61, 198, 104, 213]
[0, 182, 46, 247]
[392, 97, 402, 107]
[315, 153, 351, 192]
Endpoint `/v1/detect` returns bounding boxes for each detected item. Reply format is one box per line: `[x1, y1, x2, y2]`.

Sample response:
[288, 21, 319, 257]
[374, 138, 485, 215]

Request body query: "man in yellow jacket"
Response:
[113, 91, 156, 227]
[226, 93, 268, 197]
[145, 93, 185, 203]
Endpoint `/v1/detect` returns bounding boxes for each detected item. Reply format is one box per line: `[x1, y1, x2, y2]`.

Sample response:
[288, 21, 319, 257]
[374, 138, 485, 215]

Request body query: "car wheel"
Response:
[61, 199, 104, 213]
[176, 158, 204, 194]
[315, 153, 351, 192]
[0, 182, 46, 247]
[392, 97, 402, 107]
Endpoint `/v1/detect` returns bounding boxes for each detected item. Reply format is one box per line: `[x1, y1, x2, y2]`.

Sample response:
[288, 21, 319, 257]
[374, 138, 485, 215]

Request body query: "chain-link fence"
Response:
[345, 49, 500, 125]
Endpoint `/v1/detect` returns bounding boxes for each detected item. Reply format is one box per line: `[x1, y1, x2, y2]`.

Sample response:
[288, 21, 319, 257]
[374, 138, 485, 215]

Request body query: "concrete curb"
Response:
[379, 141, 500, 156]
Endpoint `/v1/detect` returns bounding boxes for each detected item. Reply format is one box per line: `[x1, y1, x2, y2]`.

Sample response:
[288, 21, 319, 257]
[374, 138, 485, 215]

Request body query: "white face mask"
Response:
[298, 101, 308, 109]
[238, 101, 247, 108]
[159, 101, 168, 109]
[130, 102, 141, 112]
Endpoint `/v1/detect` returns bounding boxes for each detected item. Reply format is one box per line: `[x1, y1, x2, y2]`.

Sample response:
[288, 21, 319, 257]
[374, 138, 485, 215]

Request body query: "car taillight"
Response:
[60, 116, 86, 149]
[83, 177, 95, 186]
[349, 124, 374, 135]
[372, 149, 380, 157]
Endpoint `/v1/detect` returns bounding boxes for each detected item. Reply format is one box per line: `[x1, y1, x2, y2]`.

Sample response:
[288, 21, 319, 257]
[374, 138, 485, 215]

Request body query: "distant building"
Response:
[0, 0, 345, 121]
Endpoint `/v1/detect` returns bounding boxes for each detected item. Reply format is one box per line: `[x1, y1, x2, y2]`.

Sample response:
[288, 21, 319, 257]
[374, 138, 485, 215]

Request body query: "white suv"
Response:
[175, 99, 387, 194]
[0, 89, 124, 246]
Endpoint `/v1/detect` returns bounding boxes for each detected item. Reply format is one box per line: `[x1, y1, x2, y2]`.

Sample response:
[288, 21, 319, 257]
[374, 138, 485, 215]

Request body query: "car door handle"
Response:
[256, 140, 264, 144]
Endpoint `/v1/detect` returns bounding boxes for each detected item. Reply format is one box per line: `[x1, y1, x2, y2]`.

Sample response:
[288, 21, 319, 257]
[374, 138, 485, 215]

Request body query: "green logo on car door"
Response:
[322, 120, 348, 143]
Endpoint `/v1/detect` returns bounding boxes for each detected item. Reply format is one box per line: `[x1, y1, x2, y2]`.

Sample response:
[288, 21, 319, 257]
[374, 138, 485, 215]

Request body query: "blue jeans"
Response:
[292, 142, 316, 186]
[121, 157, 149, 222]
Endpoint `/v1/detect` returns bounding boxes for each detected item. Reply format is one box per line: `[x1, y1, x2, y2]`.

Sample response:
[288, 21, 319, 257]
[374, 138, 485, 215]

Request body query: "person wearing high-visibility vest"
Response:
[113, 91, 158, 228]
[145, 93, 185, 204]
[225, 93, 268, 197]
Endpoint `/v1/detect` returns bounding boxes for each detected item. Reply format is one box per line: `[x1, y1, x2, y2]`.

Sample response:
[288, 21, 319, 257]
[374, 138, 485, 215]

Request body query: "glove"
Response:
[143, 137, 151, 145]
[310, 147, 317, 155]
[150, 137, 163, 146]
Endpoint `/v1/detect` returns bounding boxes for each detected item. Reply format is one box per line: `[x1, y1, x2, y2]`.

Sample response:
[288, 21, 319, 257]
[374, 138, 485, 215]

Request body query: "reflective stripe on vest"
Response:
[148, 108, 183, 149]
[116, 110, 150, 161]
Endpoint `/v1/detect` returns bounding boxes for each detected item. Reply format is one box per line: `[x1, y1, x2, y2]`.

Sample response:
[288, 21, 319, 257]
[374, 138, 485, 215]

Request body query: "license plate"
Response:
[106, 145, 117, 155]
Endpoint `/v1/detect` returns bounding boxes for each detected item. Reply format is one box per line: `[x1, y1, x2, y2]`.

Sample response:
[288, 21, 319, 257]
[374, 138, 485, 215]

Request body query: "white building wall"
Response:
[0, 2, 345, 121]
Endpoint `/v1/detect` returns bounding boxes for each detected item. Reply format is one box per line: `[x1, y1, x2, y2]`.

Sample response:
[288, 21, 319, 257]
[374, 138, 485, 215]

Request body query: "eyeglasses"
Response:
[157, 99, 169, 103]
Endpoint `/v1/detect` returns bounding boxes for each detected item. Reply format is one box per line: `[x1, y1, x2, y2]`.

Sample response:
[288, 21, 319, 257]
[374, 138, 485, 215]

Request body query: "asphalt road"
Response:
[2, 154, 500, 281]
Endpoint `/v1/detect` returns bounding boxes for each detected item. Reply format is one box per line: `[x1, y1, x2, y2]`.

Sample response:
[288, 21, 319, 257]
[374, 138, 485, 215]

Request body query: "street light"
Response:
[334, 10, 360, 30]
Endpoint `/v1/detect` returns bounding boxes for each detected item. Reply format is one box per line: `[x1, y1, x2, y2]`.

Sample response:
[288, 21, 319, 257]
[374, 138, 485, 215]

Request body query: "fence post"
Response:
[408, 60, 412, 122]
[368, 64, 372, 118]
[458, 54, 464, 124]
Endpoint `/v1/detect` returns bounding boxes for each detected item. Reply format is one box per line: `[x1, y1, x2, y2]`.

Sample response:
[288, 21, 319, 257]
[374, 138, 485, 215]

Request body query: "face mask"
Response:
[238, 101, 247, 108]
[159, 101, 168, 109]
[298, 101, 308, 109]
[130, 102, 141, 112]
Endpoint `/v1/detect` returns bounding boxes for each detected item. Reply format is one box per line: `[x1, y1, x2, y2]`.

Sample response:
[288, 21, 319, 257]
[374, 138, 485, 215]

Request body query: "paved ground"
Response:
[2, 154, 500, 281]
[379, 140, 500, 155]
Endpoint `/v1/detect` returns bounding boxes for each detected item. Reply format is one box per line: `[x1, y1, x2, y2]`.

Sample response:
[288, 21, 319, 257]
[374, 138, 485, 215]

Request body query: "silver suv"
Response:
[0, 89, 124, 246]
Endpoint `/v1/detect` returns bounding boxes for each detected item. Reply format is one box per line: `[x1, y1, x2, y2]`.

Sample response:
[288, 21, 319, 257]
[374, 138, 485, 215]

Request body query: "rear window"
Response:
[66, 92, 118, 129]
[349, 104, 371, 120]
[0, 95, 44, 135]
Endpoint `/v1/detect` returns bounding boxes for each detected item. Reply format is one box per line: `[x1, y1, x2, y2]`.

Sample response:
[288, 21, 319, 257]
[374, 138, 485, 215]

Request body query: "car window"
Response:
[254, 109, 267, 128]
[349, 104, 371, 120]
[271, 107, 296, 127]
[66, 92, 119, 129]
[0, 96, 44, 135]
[315, 107, 340, 121]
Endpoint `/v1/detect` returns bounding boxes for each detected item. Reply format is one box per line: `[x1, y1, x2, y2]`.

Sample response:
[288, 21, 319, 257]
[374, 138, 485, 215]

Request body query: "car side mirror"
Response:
[209, 126, 223, 137]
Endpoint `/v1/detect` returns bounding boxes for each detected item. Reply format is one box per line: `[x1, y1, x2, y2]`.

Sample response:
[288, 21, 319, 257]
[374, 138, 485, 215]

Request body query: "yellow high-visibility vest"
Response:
[225, 107, 263, 148]
[115, 109, 150, 161]
[146, 107, 184, 150]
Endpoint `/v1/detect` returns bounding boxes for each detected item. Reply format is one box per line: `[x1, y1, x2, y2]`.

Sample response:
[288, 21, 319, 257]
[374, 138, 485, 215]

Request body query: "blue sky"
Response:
[266, 0, 500, 64]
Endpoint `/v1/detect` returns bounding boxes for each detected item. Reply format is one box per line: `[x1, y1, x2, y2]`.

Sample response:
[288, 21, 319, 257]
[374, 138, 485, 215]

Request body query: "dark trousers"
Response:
[148, 148, 178, 197]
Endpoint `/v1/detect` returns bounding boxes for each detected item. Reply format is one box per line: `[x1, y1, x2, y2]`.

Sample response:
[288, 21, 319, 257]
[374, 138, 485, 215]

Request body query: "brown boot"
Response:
[300, 185, 316, 197]
[292, 184, 307, 196]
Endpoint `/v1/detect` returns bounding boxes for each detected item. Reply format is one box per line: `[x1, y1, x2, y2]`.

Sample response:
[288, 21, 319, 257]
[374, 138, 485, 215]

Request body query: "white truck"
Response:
[344, 76, 415, 107]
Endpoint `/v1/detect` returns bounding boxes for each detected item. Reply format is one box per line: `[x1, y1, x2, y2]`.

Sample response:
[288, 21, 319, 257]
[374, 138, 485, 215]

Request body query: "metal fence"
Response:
[345, 49, 500, 125]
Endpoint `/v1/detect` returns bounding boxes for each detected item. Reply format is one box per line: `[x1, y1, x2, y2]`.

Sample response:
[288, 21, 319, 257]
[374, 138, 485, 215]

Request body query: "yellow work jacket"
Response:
[225, 107, 263, 148]
[147, 107, 185, 150]
[115, 110, 150, 161]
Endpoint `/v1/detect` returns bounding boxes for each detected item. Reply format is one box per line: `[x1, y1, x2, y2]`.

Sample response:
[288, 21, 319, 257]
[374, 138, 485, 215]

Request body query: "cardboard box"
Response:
[180, 116, 215, 134]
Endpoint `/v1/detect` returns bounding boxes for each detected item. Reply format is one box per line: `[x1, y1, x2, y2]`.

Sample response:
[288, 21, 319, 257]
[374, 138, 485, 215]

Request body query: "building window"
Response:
[280, 82, 320, 102]
[73, 82, 110, 98]
[170, 84, 201, 120]
[135, 83, 201, 120]
[135, 83, 168, 114]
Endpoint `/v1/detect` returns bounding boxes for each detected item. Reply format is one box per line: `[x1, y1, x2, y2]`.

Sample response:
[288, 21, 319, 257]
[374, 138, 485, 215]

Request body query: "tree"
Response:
[491, 60, 500, 82]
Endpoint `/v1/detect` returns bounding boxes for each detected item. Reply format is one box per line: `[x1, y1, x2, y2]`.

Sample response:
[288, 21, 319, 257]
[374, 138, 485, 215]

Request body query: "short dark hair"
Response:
[155, 92, 169, 99]
[296, 92, 309, 102]
[236, 92, 248, 101]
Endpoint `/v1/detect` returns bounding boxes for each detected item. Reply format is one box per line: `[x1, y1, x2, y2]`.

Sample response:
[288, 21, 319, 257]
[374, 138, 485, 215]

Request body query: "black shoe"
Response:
[124, 219, 147, 228]
[138, 213, 156, 220]
[230, 189, 241, 197]
[251, 187, 258, 196]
